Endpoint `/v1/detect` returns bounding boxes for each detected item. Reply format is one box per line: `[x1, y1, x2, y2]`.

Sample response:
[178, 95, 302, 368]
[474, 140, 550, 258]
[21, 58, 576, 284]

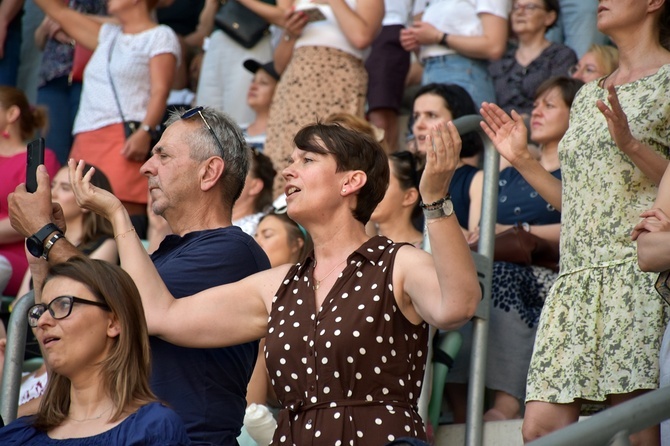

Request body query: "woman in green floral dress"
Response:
[479, 0, 670, 443]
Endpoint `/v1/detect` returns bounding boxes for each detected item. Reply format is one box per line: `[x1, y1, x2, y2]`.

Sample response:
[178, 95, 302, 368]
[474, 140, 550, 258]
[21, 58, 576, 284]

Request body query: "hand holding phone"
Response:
[26, 137, 45, 193]
[297, 6, 326, 23]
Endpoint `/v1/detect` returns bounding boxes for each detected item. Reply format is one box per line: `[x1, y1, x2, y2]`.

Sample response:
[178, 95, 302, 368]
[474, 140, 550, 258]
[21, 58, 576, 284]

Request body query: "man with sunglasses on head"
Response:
[8, 106, 272, 446]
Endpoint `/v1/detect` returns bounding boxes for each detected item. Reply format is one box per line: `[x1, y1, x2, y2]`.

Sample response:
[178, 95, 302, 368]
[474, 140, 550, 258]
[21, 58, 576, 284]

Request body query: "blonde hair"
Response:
[587, 44, 619, 77]
[324, 113, 388, 152]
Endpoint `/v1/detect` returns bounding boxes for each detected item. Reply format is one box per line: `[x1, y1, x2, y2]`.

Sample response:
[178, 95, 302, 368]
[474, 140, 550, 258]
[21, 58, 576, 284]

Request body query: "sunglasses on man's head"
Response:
[181, 106, 226, 157]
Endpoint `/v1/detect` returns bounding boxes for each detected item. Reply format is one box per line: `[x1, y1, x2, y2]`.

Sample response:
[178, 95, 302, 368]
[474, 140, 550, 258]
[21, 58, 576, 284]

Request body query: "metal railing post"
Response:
[0, 290, 34, 424]
[452, 115, 499, 446]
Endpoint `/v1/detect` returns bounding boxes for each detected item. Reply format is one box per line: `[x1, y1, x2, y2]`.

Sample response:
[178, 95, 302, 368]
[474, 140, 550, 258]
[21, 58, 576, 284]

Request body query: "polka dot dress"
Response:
[265, 236, 428, 445]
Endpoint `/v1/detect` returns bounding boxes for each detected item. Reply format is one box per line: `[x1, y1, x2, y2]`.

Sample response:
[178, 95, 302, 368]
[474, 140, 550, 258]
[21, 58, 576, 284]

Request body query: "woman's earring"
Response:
[1, 130, 9, 139]
[341, 188, 346, 194]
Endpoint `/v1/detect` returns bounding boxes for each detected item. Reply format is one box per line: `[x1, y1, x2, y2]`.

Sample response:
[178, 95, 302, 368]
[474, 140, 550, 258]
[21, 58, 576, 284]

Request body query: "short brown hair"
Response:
[293, 122, 389, 224]
[34, 257, 155, 431]
[534, 76, 584, 108]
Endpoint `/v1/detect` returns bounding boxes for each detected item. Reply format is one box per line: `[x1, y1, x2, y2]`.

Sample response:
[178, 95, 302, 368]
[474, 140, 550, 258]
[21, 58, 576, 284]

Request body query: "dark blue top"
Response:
[0, 402, 190, 445]
[449, 164, 479, 229]
[150, 226, 271, 446]
[496, 167, 561, 225]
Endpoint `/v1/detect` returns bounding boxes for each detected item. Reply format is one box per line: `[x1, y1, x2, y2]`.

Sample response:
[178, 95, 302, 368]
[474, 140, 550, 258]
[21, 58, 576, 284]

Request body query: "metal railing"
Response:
[528, 385, 670, 446]
[452, 115, 499, 446]
[0, 290, 34, 424]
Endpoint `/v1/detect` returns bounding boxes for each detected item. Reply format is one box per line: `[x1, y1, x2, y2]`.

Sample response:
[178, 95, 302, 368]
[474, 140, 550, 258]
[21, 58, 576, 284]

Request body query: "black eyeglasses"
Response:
[28, 295, 110, 327]
[181, 106, 226, 157]
[512, 3, 547, 13]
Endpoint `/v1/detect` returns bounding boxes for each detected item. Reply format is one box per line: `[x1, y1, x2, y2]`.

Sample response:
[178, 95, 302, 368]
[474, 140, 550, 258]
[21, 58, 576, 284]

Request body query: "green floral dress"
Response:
[526, 65, 670, 403]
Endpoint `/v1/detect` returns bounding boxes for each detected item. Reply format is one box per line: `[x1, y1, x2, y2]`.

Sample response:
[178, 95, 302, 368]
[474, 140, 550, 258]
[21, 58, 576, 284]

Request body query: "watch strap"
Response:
[423, 198, 454, 219]
[440, 32, 450, 48]
[42, 232, 65, 260]
[33, 223, 62, 243]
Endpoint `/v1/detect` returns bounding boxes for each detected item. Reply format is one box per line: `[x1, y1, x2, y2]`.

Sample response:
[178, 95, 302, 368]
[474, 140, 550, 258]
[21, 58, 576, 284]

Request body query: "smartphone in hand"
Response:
[299, 6, 326, 22]
[26, 137, 45, 193]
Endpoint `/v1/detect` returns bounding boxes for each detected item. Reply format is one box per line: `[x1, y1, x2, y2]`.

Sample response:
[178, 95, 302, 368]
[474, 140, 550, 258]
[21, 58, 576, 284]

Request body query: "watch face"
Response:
[26, 237, 43, 258]
[443, 199, 454, 216]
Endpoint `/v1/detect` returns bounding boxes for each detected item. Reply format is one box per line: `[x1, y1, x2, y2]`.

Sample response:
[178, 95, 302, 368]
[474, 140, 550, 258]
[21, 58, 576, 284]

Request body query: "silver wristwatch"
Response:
[421, 196, 454, 220]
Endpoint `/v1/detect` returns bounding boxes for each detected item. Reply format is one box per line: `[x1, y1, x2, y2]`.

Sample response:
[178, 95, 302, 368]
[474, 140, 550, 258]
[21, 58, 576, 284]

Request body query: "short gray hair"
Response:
[165, 107, 250, 206]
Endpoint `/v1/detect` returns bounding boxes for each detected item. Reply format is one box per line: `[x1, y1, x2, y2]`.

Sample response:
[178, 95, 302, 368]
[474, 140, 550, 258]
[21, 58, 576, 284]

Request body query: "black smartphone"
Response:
[26, 137, 45, 193]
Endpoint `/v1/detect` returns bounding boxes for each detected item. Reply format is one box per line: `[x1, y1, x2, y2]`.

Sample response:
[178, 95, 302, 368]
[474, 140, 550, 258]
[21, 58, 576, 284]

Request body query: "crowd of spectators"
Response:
[0, 0, 668, 445]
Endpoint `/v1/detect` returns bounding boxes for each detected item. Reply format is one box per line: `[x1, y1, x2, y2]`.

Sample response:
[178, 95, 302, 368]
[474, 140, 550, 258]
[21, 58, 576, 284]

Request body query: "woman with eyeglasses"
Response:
[568, 43, 619, 83]
[480, 0, 670, 441]
[0, 257, 189, 445]
[489, 0, 577, 117]
[31, 0, 180, 221]
[69, 119, 480, 445]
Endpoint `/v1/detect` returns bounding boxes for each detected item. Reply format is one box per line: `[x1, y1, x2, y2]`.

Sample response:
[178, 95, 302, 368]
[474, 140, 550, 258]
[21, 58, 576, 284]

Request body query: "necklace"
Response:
[69, 405, 113, 423]
[313, 258, 347, 291]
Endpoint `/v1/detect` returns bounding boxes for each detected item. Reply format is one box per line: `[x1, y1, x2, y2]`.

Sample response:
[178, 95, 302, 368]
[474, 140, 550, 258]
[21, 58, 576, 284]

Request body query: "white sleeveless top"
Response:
[294, 0, 366, 60]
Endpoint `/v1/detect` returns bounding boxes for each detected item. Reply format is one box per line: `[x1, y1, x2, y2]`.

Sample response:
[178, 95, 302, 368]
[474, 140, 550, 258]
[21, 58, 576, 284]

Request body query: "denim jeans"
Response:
[422, 53, 495, 110]
[37, 75, 83, 165]
[545, 0, 608, 58]
[0, 23, 22, 87]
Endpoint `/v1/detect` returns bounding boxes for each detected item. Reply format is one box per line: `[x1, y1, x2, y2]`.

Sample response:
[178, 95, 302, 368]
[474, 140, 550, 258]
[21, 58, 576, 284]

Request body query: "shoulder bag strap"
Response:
[106, 32, 126, 123]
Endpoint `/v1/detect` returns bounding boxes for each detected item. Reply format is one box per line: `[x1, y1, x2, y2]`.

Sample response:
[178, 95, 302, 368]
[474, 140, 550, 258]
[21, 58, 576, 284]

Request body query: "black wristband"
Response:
[420, 194, 451, 210]
[440, 32, 450, 48]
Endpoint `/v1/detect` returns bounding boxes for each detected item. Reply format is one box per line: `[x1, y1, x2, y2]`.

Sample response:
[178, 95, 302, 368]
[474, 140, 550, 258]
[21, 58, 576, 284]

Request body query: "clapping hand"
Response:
[419, 121, 461, 204]
[480, 102, 532, 165]
[68, 159, 124, 222]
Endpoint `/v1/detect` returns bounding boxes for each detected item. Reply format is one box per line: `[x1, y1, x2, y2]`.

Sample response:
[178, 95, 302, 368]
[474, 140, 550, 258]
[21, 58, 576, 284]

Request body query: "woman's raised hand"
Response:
[480, 102, 531, 165]
[596, 84, 636, 154]
[68, 159, 124, 221]
[420, 121, 461, 203]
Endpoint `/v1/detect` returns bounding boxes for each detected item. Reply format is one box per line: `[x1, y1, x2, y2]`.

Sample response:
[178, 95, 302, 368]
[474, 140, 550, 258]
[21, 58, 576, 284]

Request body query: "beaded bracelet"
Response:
[419, 194, 451, 210]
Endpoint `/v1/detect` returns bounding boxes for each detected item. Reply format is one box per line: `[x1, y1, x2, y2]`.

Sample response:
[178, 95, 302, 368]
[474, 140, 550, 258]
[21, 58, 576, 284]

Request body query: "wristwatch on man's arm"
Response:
[26, 223, 65, 261]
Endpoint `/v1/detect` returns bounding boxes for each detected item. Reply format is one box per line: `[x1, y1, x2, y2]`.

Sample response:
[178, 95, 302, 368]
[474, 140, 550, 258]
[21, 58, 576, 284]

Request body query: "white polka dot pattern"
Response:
[264, 236, 429, 445]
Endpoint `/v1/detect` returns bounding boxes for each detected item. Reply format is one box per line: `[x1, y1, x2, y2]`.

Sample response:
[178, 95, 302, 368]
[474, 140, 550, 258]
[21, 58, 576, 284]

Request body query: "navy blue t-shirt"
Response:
[150, 226, 271, 445]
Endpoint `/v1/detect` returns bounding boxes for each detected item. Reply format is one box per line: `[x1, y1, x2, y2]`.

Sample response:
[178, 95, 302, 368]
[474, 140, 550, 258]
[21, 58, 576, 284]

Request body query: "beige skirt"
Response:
[264, 46, 368, 198]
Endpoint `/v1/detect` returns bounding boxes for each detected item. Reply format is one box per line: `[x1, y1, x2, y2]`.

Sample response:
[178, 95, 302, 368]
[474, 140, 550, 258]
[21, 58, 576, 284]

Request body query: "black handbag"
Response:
[214, 0, 275, 49]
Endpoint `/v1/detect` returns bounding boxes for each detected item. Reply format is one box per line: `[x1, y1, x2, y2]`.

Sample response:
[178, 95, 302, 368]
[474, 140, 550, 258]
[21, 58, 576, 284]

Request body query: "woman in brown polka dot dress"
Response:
[73, 120, 481, 445]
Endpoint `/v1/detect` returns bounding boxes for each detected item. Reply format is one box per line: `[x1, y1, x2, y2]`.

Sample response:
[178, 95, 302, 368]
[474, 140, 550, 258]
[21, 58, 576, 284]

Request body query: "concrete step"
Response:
[435, 420, 524, 446]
